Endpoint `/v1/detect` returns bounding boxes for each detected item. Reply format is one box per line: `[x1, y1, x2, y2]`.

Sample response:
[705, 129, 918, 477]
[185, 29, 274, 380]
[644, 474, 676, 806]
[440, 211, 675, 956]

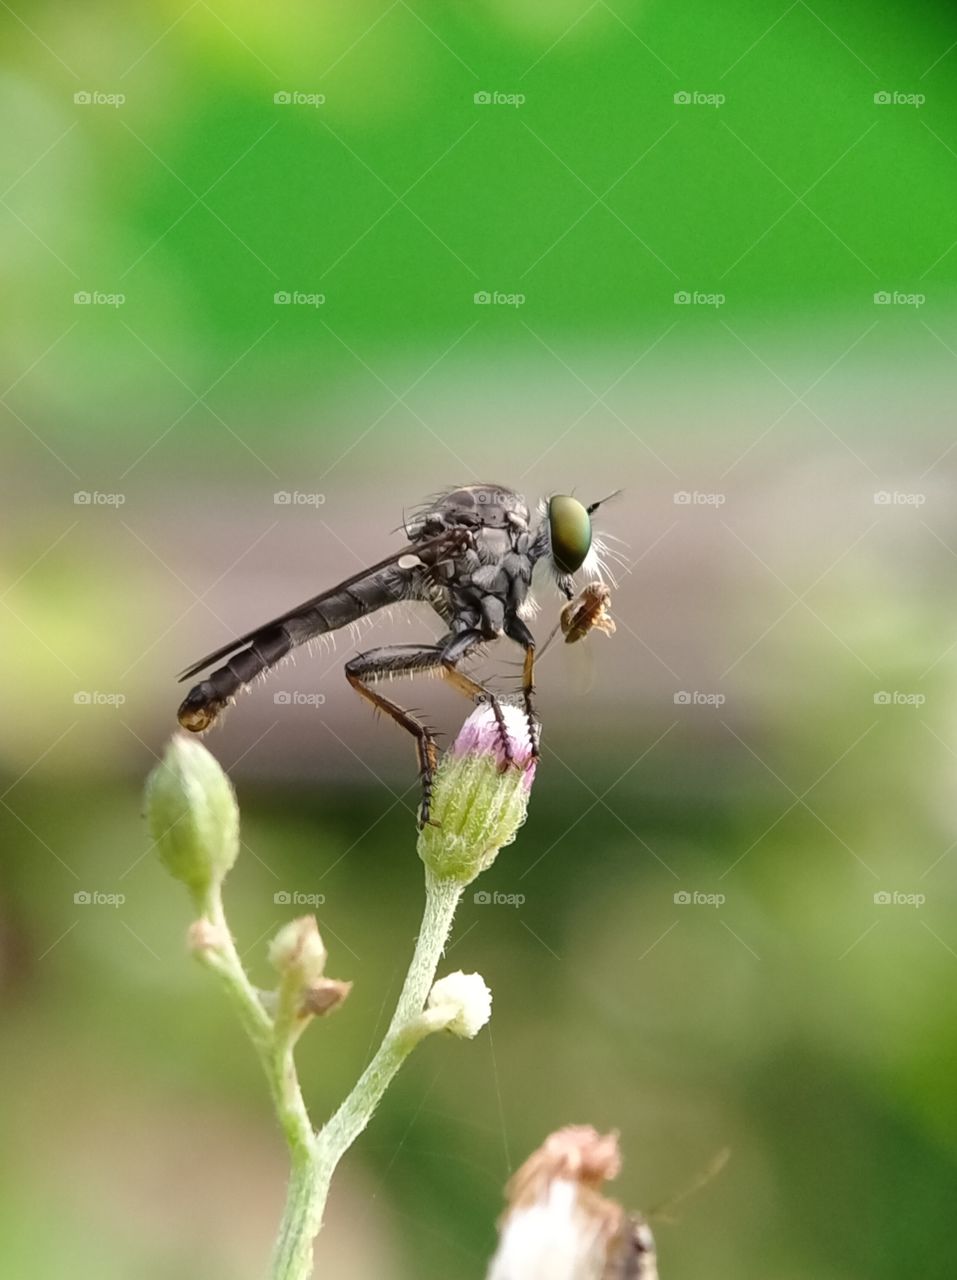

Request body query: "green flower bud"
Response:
[269, 916, 328, 985]
[145, 734, 239, 907]
[418, 704, 537, 885]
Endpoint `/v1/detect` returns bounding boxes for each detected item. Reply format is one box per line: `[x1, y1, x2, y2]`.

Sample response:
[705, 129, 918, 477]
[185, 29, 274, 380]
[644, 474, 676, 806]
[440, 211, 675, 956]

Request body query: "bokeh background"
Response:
[3, 2, 957, 1276]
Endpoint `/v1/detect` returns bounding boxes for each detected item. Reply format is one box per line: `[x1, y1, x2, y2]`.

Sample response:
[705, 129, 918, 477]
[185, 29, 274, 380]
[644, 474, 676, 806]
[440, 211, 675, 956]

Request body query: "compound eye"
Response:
[548, 495, 592, 573]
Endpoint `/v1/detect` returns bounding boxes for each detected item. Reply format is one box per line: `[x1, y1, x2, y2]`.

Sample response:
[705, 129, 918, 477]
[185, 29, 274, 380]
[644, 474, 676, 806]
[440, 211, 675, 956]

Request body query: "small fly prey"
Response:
[177, 483, 616, 823]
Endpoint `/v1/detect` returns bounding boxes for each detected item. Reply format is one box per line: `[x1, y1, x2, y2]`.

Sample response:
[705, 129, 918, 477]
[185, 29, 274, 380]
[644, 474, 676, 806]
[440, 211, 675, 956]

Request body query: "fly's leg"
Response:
[504, 616, 540, 762]
[520, 644, 539, 759]
[345, 635, 514, 825]
[345, 645, 445, 827]
[439, 630, 514, 769]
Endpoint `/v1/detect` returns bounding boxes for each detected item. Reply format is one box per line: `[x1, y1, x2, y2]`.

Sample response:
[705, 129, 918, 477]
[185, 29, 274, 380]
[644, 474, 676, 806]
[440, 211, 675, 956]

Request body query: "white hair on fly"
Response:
[583, 534, 619, 588]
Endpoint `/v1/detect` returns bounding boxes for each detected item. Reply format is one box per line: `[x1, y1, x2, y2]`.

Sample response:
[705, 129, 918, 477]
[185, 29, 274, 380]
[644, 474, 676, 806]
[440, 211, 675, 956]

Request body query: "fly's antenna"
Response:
[586, 488, 623, 515]
[647, 1147, 730, 1226]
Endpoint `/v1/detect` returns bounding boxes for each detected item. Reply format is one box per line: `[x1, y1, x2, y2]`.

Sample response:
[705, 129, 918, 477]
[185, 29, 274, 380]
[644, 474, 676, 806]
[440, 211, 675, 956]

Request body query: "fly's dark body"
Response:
[176, 483, 611, 822]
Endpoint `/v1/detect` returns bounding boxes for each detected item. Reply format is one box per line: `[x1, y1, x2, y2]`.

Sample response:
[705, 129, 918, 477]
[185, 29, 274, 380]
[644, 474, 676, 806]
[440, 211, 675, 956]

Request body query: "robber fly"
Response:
[177, 483, 616, 823]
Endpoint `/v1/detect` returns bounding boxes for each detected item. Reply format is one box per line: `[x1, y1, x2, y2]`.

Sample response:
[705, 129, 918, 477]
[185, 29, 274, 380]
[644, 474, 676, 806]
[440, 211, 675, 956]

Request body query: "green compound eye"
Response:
[548, 495, 592, 573]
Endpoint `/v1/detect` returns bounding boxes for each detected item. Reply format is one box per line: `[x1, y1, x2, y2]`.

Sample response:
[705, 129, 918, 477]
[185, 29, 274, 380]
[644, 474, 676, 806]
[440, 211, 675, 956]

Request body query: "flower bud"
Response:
[426, 970, 492, 1038]
[268, 916, 328, 984]
[301, 977, 352, 1016]
[418, 703, 537, 884]
[145, 734, 239, 906]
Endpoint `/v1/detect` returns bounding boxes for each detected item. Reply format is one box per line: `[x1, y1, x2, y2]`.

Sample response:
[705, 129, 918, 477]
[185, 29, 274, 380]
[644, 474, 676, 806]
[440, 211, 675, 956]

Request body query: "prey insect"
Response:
[176, 484, 617, 825]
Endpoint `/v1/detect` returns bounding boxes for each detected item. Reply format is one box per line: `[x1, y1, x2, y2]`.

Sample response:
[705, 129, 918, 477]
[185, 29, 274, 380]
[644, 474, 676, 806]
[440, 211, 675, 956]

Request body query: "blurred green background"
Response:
[3, 1, 957, 1276]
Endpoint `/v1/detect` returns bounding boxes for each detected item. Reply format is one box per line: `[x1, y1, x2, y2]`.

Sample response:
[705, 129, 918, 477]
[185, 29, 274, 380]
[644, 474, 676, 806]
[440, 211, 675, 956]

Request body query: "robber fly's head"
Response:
[533, 490, 621, 597]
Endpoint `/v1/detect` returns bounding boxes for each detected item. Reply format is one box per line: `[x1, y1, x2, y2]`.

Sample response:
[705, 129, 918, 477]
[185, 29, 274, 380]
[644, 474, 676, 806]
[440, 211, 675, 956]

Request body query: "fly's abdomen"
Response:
[177, 572, 409, 732]
[178, 625, 292, 731]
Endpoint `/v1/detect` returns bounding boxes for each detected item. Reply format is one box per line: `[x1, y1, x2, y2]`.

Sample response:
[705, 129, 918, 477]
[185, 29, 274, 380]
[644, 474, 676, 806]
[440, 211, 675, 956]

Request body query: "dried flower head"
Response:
[487, 1126, 657, 1280]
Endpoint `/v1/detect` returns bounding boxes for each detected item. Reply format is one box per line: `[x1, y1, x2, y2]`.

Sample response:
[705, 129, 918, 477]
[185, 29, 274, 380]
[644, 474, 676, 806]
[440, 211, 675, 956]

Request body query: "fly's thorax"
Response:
[409, 484, 530, 539]
[446, 542, 534, 638]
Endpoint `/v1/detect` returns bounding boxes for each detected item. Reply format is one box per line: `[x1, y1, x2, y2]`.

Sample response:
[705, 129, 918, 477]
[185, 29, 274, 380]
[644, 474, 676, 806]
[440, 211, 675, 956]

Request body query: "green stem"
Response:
[269, 872, 464, 1279]
[320, 872, 463, 1163]
[194, 889, 315, 1163]
[196, 874, 463, 1280]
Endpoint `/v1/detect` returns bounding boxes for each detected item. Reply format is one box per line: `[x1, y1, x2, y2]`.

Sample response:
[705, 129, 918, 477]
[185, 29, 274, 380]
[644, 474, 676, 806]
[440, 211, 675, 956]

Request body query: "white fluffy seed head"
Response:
[427, 970, 492, 1038]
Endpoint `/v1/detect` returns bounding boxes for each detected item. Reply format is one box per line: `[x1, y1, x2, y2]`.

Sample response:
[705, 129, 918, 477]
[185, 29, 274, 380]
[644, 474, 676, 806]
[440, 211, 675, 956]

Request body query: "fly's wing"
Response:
[534, 581, 615, 696]
[176, 530, 462, 730]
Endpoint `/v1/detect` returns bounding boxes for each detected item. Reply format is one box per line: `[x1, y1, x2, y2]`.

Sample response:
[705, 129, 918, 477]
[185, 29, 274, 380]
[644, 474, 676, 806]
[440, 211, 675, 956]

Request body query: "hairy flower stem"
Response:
[270, 871, 463, 1280]
[194, 889, 316, 1159]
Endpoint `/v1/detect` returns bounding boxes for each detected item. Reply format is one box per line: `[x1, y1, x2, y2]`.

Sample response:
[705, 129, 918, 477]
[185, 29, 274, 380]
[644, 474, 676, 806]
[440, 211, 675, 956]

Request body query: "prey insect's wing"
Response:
[177, 530, 457, 682]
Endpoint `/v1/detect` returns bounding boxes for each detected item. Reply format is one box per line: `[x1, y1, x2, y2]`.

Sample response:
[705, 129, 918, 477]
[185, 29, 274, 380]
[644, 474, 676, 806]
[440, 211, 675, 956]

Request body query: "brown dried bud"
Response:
[300, 977, 352, 1017]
